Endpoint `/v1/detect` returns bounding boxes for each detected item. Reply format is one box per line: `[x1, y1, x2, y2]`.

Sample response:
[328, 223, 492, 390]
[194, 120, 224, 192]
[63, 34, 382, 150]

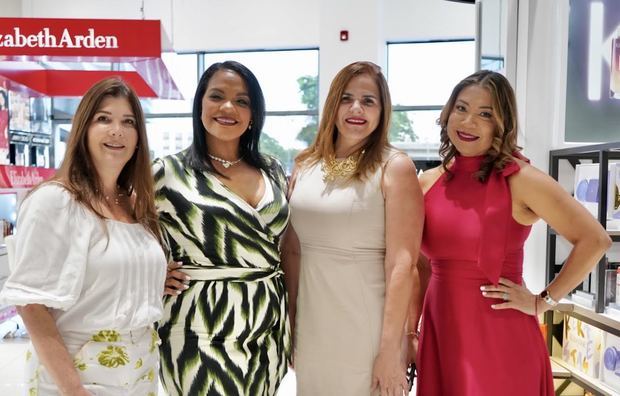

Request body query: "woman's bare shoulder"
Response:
[419, 165, 445, 194]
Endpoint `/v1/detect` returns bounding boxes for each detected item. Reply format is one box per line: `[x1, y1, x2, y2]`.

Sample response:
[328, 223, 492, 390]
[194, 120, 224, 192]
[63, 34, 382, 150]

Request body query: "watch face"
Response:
[540, 290, 557, 305]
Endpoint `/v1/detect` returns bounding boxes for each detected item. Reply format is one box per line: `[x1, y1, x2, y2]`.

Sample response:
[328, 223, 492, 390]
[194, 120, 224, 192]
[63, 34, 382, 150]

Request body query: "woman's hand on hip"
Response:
[164, 261, 190, 296]
[371, 348, 408, 396]
[481, 277, 537, 315]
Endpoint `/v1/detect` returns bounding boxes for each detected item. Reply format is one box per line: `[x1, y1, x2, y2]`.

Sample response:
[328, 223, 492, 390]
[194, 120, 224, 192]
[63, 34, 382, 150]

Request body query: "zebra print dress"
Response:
[153, 150, 291, 396]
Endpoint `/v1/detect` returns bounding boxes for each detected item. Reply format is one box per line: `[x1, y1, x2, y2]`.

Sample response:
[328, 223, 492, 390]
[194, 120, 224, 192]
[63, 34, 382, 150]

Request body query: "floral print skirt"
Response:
[25, 326, 160, 396]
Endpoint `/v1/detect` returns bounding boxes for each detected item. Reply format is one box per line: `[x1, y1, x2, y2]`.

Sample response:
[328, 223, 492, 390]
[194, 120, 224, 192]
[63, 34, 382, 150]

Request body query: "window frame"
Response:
[386, 39, 476, 160]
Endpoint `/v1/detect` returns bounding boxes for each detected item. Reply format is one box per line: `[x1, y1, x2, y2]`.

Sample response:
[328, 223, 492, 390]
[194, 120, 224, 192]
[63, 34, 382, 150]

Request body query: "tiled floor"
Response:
[0, 337, 28, 395]
[0, 339, 410, 395]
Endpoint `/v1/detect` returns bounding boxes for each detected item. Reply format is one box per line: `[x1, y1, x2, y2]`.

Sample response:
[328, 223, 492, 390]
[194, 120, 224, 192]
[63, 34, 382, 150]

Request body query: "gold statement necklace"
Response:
[321, 152, 361, 182]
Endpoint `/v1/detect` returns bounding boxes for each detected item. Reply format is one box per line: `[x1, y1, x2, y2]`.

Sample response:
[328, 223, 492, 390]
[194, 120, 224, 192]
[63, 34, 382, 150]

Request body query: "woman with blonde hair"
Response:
[0, 77, 167, 395]
[283, 61, 424, 396]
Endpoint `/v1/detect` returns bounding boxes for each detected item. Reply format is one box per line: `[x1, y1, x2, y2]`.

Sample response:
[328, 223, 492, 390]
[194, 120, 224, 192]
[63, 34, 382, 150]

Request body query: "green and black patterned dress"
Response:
[153, 150, 291, 396]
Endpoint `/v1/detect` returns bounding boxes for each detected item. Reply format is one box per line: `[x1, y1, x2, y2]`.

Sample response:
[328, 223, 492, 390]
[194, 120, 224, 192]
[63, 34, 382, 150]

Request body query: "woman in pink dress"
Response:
[409, 70, 611, 395]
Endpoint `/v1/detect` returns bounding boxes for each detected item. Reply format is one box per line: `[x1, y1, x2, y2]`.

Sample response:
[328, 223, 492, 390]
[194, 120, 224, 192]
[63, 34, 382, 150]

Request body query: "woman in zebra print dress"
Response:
[155, 61, 291, 395]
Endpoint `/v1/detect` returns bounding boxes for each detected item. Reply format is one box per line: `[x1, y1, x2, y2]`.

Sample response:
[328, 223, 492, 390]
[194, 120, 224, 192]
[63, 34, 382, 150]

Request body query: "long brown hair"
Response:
[50, 77, 161, 242]
[295, 61, 392, 180]
[438, 70, 521, 182]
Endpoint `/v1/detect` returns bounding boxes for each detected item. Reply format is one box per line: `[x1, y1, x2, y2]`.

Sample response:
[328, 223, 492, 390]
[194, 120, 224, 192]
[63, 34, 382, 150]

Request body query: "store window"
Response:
[141, 52, 198, 114]
[49, 50, 318, 172]
[146, 117, 193, 160]
[387, 40, 476, 158]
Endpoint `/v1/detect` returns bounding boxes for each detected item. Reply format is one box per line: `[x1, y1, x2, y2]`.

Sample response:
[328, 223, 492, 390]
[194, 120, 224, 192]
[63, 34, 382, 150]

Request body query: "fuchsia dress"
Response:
[417, 154, 554, 396]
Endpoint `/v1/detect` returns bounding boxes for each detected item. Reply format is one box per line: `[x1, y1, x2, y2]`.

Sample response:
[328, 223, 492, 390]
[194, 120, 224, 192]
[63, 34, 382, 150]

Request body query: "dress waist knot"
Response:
[181, 264, 283, 282]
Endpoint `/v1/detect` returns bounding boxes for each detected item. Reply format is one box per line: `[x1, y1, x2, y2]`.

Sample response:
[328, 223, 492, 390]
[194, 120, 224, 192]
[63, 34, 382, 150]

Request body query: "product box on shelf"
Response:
[574, 163, 620, 227]
[562, 315, 603, 378]
[601, 331, 620, 391]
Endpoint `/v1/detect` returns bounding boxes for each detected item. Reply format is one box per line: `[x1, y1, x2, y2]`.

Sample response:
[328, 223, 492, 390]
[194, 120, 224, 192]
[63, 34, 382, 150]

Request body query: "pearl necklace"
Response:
[208, 154, 243, 168]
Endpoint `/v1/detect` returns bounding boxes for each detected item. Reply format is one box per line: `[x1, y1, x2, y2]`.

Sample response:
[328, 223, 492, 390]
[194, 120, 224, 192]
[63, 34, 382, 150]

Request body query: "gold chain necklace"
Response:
[98, 186, 124, 206]
[322, 154, 359, 182]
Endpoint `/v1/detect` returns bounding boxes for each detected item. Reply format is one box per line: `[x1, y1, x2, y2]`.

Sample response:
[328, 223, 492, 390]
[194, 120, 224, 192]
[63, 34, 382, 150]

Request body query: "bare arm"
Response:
[372, 154, 424, 393]
[281, 225, 301, 333]
[407, 167, 441, 334]
[519, 165, 611, 308]
[18, 304, 91, 396]
[483, 163, 611, 313]
[281, 167, 301, 354]
[407, 255, 430, 335]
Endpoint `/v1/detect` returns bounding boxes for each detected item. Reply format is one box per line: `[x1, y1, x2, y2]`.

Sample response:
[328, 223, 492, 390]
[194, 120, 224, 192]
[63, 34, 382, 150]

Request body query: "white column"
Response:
[318, 0, 385, 112]
[515, 0, 571, 292]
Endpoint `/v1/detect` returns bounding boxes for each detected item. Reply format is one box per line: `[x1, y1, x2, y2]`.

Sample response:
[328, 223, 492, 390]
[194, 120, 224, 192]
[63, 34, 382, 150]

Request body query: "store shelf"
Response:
[550, 357, 620, 396]
[550, 357, 571, 379]
[556, 300, 620, 338]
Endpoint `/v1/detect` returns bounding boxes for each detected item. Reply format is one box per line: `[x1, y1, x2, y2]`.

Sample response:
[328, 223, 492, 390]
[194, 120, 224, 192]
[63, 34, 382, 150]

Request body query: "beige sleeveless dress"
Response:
[290, 148, 401, 396]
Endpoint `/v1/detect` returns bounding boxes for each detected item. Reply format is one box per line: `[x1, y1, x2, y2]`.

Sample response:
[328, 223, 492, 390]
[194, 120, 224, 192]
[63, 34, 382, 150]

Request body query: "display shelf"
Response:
[545, 143, 620, 396]
[551, 357, 571, 379]
[556, 300, 620, 338]
[546, 142, 620, 316]
[550, 357, 620, 396]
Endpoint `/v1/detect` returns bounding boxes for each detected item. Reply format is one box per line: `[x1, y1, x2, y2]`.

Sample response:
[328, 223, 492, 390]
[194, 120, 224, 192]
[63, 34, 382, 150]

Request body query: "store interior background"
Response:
[3, 0, 569, 293]
[1, 0, 617, 394]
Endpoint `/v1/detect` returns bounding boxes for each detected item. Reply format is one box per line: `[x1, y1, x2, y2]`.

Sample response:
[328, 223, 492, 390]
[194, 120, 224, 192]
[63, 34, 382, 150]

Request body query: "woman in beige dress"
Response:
[281, 61, 424, 396]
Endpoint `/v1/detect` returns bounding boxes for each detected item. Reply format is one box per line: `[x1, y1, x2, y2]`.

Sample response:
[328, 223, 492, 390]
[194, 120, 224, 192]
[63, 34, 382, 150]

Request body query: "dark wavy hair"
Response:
[438, 70, 522, 182]
[185, 60, 272, 177]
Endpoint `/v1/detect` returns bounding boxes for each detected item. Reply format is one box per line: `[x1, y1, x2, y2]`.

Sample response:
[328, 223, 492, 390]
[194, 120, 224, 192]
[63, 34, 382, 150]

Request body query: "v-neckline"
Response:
[210, 169, 271, 212]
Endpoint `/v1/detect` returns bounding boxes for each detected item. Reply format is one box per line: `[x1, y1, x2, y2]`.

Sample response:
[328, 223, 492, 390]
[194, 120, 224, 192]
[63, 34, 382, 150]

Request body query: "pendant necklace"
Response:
[208, 154, 243, 168]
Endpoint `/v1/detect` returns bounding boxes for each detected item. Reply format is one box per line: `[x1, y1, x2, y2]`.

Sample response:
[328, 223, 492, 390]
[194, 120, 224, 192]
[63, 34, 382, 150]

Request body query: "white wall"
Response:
[2, 0, 22, 17]
[384, 0, 475, 41]
[515, 0, 571, 292]
[172, 0, 320, 52]
[21, 0, 143, 19]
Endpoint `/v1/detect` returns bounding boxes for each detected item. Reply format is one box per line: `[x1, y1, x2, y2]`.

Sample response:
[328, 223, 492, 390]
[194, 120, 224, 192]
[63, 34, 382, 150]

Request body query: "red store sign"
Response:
[0, 18, 181, 99]
[0, 165, 55, 189]
[0, 18, 160, 59]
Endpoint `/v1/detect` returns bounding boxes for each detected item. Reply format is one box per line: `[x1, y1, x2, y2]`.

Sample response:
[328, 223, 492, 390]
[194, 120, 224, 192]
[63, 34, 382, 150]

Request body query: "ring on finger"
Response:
[502, 292, 510, 301]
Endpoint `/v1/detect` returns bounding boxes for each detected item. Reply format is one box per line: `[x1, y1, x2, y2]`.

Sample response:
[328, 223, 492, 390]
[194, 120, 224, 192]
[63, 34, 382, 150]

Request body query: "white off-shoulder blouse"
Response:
[0, 183, 167, 334]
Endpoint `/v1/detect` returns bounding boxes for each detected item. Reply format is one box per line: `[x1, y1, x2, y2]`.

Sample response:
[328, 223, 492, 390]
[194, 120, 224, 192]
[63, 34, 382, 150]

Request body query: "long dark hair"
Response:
[438, 70, 521, 182]
[186, 60, 273, 177]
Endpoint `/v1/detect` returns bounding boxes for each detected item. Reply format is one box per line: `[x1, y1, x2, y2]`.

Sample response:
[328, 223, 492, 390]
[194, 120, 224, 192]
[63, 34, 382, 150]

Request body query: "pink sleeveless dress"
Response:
[417, 154, 554, 396]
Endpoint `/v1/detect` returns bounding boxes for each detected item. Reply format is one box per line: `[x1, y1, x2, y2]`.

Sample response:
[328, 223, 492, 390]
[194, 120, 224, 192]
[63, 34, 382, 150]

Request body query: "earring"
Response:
[248, 121, 253, 131]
